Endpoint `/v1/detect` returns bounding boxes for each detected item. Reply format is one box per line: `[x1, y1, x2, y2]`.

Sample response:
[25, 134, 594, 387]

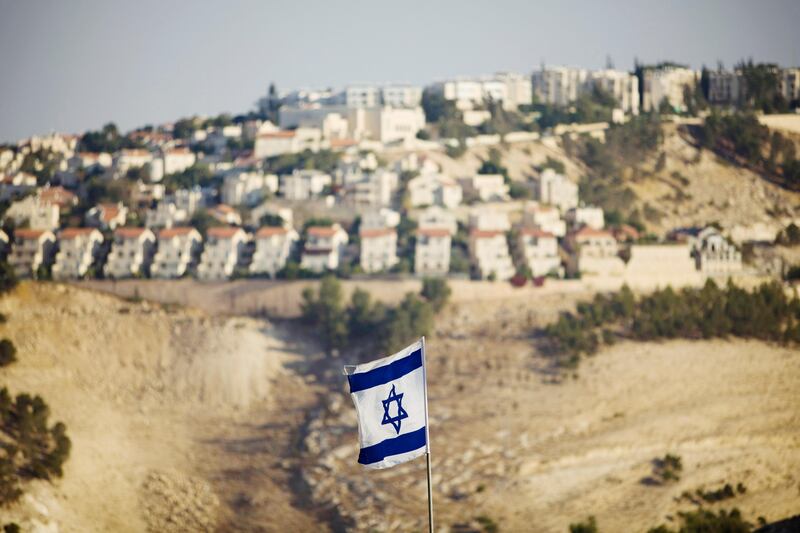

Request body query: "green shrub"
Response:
[421, 278, 451, 313]
[0, 339, 16, 367]
[647, 508, 752, 533]
[0, 388, 71, 505]
[0, 262, 17, 295]
[569, 516, 598, 533]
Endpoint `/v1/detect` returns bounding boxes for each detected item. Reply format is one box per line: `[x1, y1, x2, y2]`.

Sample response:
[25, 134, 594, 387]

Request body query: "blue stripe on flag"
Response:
[347, 348, 422, 393]
[358, 426, 427, 465]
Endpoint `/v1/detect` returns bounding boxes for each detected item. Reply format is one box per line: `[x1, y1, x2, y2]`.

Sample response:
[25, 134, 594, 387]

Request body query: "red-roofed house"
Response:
[151, 227, 202, 278]
[53, 227, 103, 279]
[209, 204, 242, 226]
[197, 226, 250, 281]
[86, 202, 128, 230]
[104, 227, 156, 278]
[9, 228, 57, 278]
[359, 227, 398, 273]
[39, 186, 78, 209]
[565, 227, 624, 276]
[301, 224, 349, 273]
[517, 228, 562, 277]
[249, 226, 299, 277]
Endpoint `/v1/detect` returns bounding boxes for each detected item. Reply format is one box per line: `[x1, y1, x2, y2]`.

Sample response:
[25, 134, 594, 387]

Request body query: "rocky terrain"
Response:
[1, 282, 798, 532]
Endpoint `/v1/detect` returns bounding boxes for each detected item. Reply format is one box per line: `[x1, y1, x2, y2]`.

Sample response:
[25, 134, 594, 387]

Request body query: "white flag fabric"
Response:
[345, 339, 429, 469]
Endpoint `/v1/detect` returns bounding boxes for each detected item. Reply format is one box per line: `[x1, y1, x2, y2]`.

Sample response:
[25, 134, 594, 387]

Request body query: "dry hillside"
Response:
[1, 282, 798, 532]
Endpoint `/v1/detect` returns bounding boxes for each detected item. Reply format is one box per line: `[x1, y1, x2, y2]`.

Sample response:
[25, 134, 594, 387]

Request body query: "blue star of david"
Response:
[381, 384, 408, 434]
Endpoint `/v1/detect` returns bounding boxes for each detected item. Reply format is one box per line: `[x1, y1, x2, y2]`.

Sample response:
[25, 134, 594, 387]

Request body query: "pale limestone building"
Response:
[249, 226, 299, 277]
[9, 229, 56, 278]
[518, 228, 562, 278]
[52, 227, 103, 280]
[359, 228, 398, 273]
[414, 227, 451, 276]
[301, 224, 349, 273]
[151, 227, 202, 279]
[197, 226, 250, 281]
[104, 227, 156, 279]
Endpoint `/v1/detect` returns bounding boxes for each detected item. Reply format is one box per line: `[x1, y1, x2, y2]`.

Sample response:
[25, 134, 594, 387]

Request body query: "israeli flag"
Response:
[345, 339, 429, 469]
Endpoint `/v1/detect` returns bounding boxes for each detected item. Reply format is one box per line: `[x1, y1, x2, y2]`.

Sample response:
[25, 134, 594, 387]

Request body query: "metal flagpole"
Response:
[421, 336, 434, 533]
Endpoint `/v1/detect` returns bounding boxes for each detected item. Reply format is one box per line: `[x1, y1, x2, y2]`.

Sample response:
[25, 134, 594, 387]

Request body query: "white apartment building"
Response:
[522, 203, 567, 237]
[538, 169, 579, 213]
[566, 206, 605, 230]
[408, 174, 462, 209]
[69, 152, 113, 173]
[149, 147, 196, 182]
[4, 193, 59, 230]
[706, 69, 745, 105]
[280, 170, 332, 201]
[9, 229, 56, 278]
[301, 224, 349, 273]
[779, 68, 800, 102]
[459, 174, 509, 202]
[174, 187, 204, 216]
[359, 106, 425, 143]
[114, 149, 153, 176]
[518, 228, 562, 278]
[692, 227, 742, 275]
[469, 209, 510, 232]
[361, 208, 401, 230]
[566, 227, 624, 276]
[278, 106, 351, 140]
[197, 226, 250, 281]
[642, 66, 697, 113]
[145, 201, 188, 229]
[222, 170, 278, 206]
[349, 169, 398, 208]
[380, 84, 423, 108]
[433, 73, 532, 111]
[359, 228, 398, 273]
[468, 229, 514, 281]
[414, 227, 451, 276]
[151, 227, 202, 279]
[253, 128, 322, 159]
[589, 69, 640, 114]
[532, 66, 589, 107]
[249, 226, 299, 277]
[52, 227, 103, 280]
[104, 227, 156, 279]
[417, 206, 457, 235]
[343, 85, 380, 108]
[86, 202, 128, 230]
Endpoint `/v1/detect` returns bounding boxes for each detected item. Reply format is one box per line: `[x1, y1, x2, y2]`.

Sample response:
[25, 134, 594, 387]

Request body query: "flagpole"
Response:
[421, 336, 434, 533]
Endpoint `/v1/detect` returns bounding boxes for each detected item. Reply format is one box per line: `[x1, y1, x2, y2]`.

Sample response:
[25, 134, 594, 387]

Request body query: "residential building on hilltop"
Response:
[301, 224, 349, 273]
[414, 227, 451, 276]
[5, 193, 59, 230]
[52, 227, 103, 280]
[468, 229, 514, 281]
[518, 228, 562, 278]
[151, 227, 202, 279]
[197, 226, 250, 281]
[86, 202, 128, 230]
[359, 227, 398, 273]
[9, 228, 56, 278]
[104, 227, 156, 278]
[249, 226, 299, 277]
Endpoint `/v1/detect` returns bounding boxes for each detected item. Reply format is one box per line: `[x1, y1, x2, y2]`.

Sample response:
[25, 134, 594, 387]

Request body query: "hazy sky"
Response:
[1, 0, 799, 143]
